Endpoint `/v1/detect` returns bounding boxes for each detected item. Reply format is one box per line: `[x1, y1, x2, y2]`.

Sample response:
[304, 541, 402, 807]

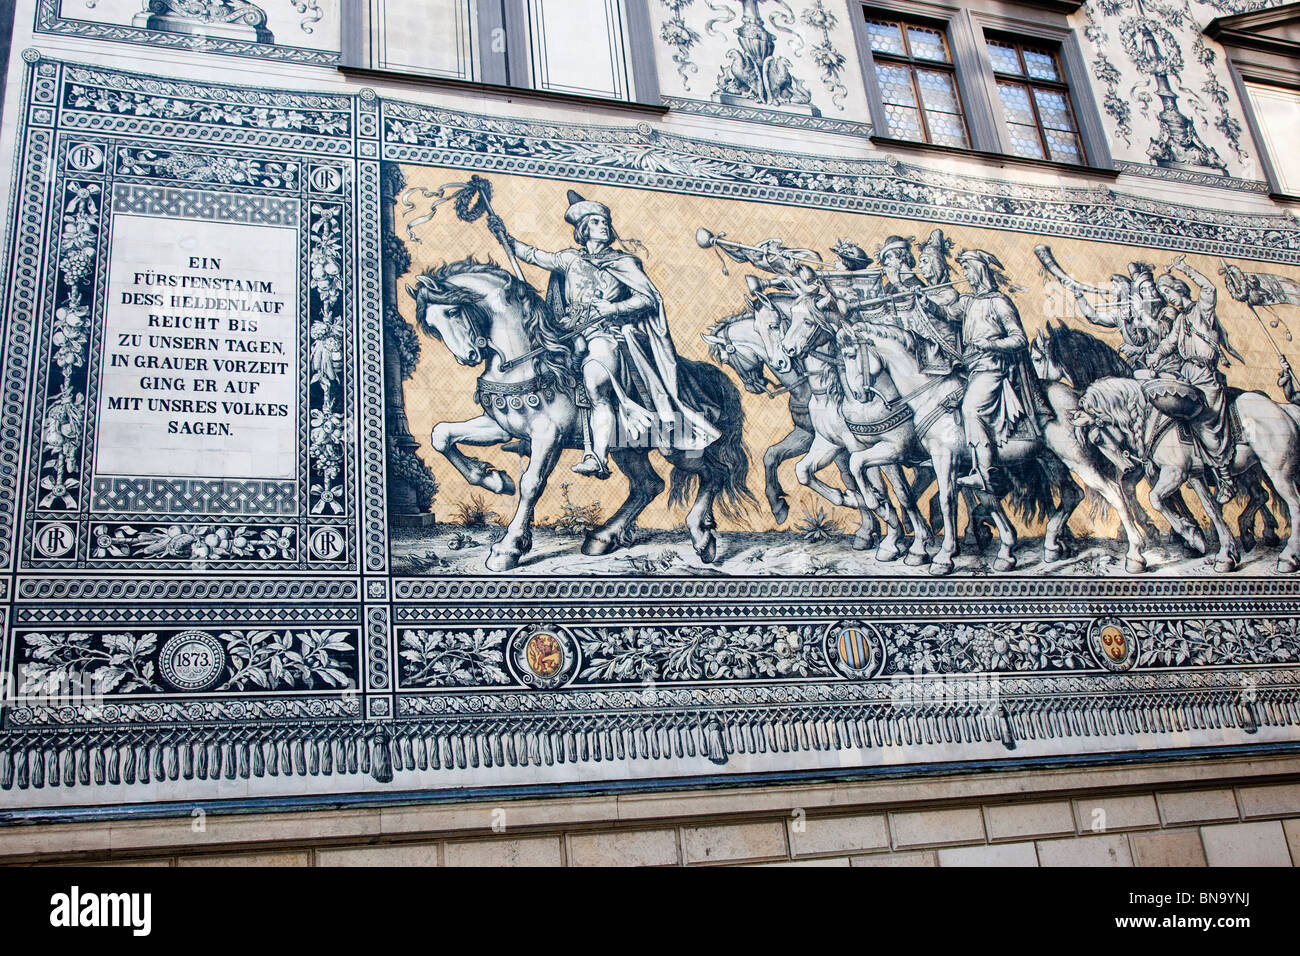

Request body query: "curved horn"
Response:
[745, 274, 763, 295]
[696, 227, 716, 249]
[405, 283, 418, 300]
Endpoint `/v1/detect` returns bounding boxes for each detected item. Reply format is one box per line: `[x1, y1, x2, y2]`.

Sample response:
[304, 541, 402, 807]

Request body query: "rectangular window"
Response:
[346, 0, 658, 106]
[526, 0, 631, 100]
[1243, 81, 1300, 196]
[986, 37, 1085, 164]
[369, 0, 479, 82]
[865, 17, 970, 148]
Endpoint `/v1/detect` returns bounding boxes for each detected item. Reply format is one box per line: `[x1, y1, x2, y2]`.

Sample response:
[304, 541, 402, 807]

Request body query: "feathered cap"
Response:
[833, 238, 872, 270]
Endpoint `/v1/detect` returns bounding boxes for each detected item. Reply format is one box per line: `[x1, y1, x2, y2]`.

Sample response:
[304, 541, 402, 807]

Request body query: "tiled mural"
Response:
[2, 2, 1300, 814]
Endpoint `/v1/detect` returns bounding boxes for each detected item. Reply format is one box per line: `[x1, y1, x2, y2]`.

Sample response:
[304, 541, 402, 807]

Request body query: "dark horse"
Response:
[408, 260, 753, 571]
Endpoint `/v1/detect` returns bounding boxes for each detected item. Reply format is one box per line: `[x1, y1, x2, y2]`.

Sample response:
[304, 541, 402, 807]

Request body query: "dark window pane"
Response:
[884, 103, 924, 140]
[907, 25, 950, 62]
[997, 81, 1036, 126]
[925, 109, 969, 147]
[876, 63, 918, 106]
[1033, 87, 1076, 131]
[1045, 128, 1084, 163]
[916, 68, 961, 113]
[1006, 122, 1045, 159]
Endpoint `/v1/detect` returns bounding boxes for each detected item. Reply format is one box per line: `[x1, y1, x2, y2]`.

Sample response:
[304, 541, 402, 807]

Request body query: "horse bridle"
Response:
[718, 316, 786, 397]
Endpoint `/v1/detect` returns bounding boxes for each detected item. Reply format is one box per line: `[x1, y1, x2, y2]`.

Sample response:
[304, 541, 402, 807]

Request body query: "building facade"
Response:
[0, 0, 1299, 866]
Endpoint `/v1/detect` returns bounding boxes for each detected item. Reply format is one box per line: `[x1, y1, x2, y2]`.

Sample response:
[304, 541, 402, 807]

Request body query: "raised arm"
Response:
[1172, 256, 1217, 309]
[487, 213, 566, 272]
[1073, 291, 1120, 329]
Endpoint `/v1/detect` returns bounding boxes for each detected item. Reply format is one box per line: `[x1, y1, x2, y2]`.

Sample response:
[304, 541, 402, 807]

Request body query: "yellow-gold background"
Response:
[395, 164, 1300, 536]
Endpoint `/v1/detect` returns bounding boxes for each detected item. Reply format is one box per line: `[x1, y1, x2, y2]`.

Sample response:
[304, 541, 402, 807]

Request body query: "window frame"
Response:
[984, 35, 1086, 165]
[1207, 9, 1300, 203]
[849, 0, 1112, 172]
[340, 0, 663, 111]
[861, 15, 973, 149]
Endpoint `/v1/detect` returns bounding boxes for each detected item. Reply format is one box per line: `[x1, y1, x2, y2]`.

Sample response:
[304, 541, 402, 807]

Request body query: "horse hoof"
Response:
[929, 556, 955, 576]
[485, 551, 518, 572]
[904, 551, 929, 566]
[582, 535, 617, 556]
[993, 555, 1016, 573]
[1187, 533, 1208, 556]
[1277, 555, 1300, 573]
[1125, 557, 1148, 574]
[1214, 557, 1239, 574]
[772, 499, 790, 525]
[852, 534, 875, 552]
[483, 470, 516, 496]
[1240, 534, 1256, 554]
[876, 544, 901, 563]
[696, 532, 718, 564]
[1043, 547, 1062, 564]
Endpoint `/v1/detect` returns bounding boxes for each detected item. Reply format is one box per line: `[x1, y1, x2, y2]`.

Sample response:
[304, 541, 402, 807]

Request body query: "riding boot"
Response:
[1213, 466, 1237, 505]
[571, 453, 610, 479]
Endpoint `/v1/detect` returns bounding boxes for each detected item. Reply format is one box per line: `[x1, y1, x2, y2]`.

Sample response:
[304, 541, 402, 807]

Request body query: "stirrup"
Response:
[571, 454, 610, 480]
[1214, 474, 1237, 505]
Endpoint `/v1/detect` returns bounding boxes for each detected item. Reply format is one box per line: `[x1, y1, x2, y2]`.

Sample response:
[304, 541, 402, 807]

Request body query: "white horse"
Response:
[1074, 376, 1300, 573]
[782, 283, 1112, 574]
[1031, 322, 1282, 557]
[409, 259, 754, 571]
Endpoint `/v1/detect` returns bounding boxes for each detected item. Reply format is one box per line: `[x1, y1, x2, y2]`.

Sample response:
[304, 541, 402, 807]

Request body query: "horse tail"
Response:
[668, 359, 757, 521]
[1001, 456, 1059, 527]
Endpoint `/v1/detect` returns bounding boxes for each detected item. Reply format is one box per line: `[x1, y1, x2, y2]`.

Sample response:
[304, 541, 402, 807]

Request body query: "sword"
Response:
[498, 307, 618, 373]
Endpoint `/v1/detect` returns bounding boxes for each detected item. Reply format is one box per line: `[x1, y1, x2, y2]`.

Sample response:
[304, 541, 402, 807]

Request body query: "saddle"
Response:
[1142, 382, 1249, 471]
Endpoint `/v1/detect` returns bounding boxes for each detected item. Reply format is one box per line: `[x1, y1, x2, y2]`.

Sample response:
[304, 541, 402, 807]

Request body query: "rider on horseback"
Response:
[1146, 256, 1245, 504]
[950, 249, 1048, 492]
[489, 190, 719, 478]
[879, 235, 962, 375]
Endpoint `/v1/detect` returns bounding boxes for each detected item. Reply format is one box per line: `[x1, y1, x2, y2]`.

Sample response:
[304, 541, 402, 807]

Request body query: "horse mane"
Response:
[411, 258, 574, 384]
[1046, 321, 1133, 390]
[1080, 376, 1145, 435]
[705, 311, 752, 365]
[857, 319, 919, 360]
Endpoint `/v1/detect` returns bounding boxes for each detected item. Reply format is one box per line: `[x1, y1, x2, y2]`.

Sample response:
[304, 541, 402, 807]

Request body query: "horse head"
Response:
[836, 325, 877, 404]
[1030, 326, 1062, 383]
[702, 313, 771, 395]
[1073, 378, 1145, 476]
[406, 268, 493, 367]
[780, 268, 840, 362]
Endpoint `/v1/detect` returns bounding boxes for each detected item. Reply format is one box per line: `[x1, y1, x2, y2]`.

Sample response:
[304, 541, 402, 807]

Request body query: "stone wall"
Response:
[4, 754, 1298, 866]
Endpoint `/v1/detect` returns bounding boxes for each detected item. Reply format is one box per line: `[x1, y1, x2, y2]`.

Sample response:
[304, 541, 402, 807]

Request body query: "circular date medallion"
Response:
[159, 630, 226, 691]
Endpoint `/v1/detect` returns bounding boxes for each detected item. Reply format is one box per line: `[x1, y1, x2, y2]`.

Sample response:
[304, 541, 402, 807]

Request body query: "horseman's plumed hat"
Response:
[564, 189, 611, 225]
[877, 235, 914, 259]
[833, 238, 872, 271]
